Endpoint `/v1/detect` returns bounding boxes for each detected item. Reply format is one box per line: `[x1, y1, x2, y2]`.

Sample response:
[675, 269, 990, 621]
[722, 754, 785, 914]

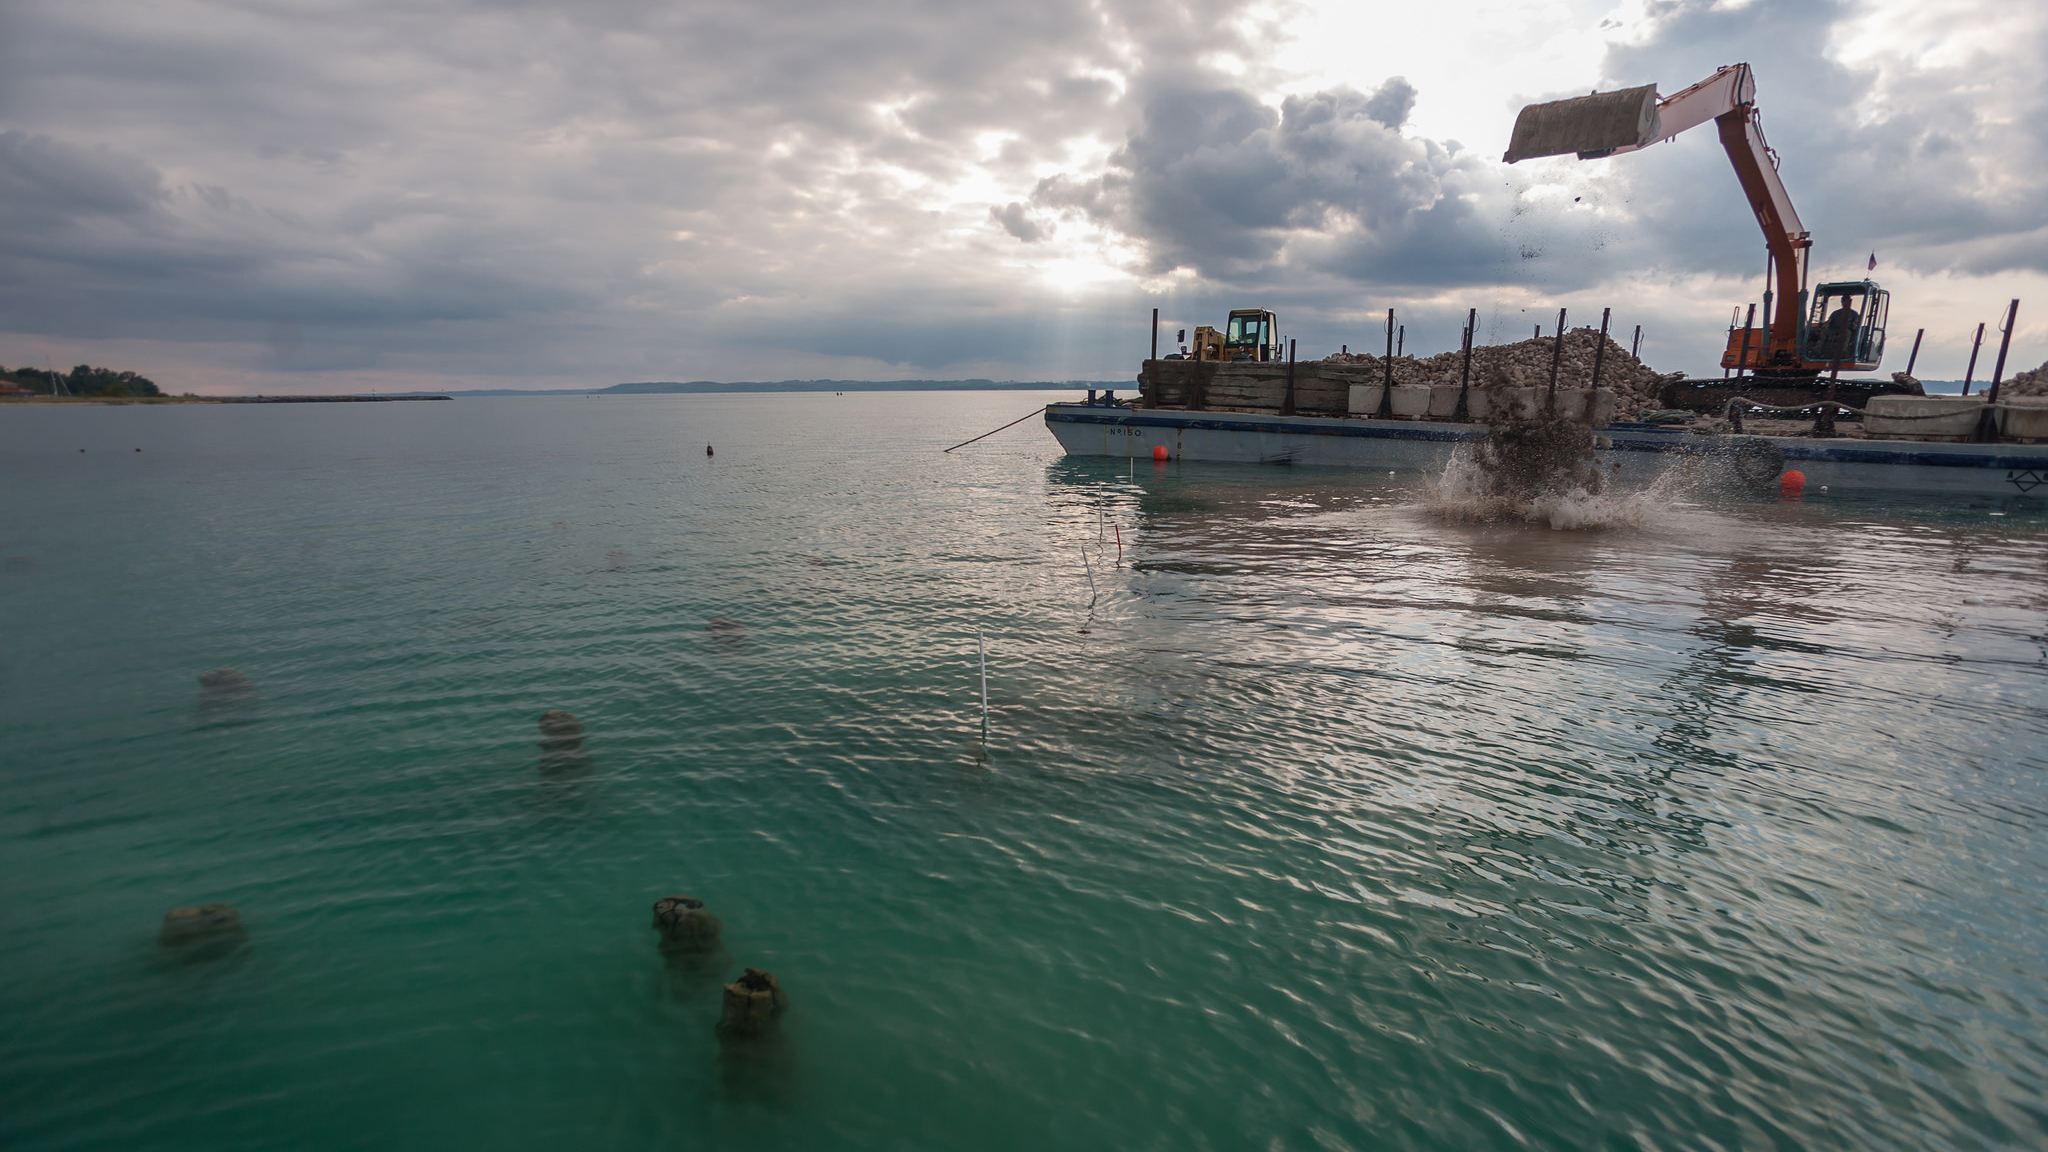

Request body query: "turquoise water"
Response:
[2, 392, 2046, 1151]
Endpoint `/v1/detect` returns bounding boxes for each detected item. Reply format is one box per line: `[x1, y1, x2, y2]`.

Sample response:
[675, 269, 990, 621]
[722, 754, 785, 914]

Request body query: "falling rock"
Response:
[160, 903, 245, 947]
[652, 895, 723, 951]
[538, 709, 585, 749]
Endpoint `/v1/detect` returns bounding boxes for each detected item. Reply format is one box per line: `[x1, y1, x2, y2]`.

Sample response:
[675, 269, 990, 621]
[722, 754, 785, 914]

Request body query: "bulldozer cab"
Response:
[1224, 310, 1280, 362]
[1803, 281, 1888, 370]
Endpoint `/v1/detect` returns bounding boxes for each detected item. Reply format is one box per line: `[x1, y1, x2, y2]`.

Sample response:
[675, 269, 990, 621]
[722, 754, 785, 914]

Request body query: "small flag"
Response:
[1868, 252, 1877, 271]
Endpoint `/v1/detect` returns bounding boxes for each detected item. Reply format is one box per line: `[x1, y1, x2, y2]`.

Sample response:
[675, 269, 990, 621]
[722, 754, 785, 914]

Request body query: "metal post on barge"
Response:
[1735, 303, 1756, 380]
[1377, 309, 1395, 417]
[1760, 288, 1773, 370]
[1815, 362, 1840, 437]
[1546, 308, 1566, 408]
[1905, 328, 1924, 377]
[1963, 322, 1985, 395]
[1988, 300, 2019, 402]
[1282, 339, 1297, 416]
[1974, 299, 2020, 443]
[1453, 307, 1476, 422]
[1592, 307, 1611, 391]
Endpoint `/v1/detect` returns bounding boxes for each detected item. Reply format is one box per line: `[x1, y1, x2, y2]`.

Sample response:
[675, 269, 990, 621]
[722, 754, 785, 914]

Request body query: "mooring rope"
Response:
[1725, 395, 2035, 420]
[943, 406, 1052, 452]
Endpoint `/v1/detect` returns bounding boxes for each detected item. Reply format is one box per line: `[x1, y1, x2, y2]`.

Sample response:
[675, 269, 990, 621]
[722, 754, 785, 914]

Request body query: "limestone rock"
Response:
[652, 895, 723, 951]
[2002, 360, 2048, 398]
[538, 710, 585, 752]
[160, 903, 244, 947]
[1324, 329, 1677, 418]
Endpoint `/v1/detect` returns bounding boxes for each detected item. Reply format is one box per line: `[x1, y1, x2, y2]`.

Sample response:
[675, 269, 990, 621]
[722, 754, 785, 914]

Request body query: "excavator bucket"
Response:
[1503, 85, 1660, 163]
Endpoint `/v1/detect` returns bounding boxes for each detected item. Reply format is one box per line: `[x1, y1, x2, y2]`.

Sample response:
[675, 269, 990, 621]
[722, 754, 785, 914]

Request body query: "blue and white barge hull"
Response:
[1043, 402, 2048, 499]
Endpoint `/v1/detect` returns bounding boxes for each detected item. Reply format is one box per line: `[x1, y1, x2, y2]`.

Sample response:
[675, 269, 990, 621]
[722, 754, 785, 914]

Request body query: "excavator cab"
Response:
[1223, 310, 1280, 362]
[1802, 281, 1887, 370]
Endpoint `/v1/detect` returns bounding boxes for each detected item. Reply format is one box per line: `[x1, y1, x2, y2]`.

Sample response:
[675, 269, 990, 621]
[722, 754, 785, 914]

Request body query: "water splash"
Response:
[1426, 410, 1668, 530]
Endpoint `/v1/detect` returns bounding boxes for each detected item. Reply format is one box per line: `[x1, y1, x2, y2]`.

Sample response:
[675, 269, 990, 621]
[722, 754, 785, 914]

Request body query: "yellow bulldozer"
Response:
[1184, 309, 1281, 362]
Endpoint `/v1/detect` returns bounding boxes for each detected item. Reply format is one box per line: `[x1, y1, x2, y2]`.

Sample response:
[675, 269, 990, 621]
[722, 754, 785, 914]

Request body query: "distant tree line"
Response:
[1, 364, 162, 397]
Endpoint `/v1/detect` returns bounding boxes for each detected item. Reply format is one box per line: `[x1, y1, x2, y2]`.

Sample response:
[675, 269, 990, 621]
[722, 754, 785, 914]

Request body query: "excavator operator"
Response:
[1819, 297, 1861, 362]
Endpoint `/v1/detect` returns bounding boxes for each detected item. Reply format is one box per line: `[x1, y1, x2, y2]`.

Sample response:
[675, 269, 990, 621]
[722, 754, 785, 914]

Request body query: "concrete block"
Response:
[1389, 386, 1431, 418]
[1865, 395, 1984, 440]
[1998, 397, 2048, 441]
[1427, 386, 1470, 419]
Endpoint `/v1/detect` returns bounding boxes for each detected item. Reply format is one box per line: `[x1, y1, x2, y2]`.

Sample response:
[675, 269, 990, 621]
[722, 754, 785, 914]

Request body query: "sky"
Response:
[1, 0, 2043, 394]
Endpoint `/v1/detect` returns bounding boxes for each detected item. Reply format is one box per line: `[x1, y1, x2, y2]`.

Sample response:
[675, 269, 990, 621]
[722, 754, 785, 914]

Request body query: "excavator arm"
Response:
[1504, 64, 1810, 366]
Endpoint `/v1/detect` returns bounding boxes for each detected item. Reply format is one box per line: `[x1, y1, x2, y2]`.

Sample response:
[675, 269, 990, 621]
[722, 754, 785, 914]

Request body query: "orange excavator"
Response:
[1504, 63, 1887, 379]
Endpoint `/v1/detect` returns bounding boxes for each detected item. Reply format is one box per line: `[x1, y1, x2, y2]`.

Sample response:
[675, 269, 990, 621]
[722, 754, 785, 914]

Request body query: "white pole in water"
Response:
[978, 629, 989, 731]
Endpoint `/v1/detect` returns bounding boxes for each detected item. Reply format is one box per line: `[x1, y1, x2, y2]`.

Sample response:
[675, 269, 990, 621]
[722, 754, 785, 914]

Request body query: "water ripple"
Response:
[2, 394, 2045, 1150]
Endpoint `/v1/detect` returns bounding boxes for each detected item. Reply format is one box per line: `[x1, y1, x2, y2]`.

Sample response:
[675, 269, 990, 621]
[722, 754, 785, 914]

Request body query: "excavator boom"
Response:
[1504, 64, 1864, 372]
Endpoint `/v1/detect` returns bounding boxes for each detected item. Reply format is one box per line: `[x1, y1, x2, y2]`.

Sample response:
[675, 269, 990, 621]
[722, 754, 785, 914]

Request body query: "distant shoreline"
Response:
[0, 394, 451, 405]
[1, 394, 223, 405]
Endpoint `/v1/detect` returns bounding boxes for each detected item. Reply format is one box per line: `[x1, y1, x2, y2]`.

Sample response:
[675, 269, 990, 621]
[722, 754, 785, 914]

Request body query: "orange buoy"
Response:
[1779, 469, 1806, 494]
[1152, 445, 1168, 462]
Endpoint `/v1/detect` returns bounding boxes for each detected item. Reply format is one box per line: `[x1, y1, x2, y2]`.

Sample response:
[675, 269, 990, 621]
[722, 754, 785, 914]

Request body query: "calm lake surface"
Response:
[2, 392, 2045, 1151]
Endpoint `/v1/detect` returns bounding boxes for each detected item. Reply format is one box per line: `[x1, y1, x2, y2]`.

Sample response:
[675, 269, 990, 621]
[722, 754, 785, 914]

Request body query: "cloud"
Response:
[0, 0, 2039, 389]
[1020, 76, 1495, 285]
[1361, 77, 1417, 131]
[0, 132, 163, 226]
[990, 201, 1046, 243]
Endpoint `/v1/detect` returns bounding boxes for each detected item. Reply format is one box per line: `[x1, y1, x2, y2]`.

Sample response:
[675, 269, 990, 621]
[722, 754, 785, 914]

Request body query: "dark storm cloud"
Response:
[0, 132, 164, 226]
[1019, 76, 1496, 283]
[1015, 72, 1588, 300]
[0, 130, 589, 351]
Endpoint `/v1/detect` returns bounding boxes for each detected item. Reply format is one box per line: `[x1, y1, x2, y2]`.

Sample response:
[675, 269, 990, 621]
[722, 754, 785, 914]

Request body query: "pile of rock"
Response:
[1324, 328, 1683, 418]
[2000, 359, 2048, 397]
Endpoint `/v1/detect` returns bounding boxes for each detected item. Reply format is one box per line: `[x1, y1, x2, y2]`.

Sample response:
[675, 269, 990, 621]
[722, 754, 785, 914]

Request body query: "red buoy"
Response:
[1152, 444, 1168, 462]
[1779, 469, 1806, 494]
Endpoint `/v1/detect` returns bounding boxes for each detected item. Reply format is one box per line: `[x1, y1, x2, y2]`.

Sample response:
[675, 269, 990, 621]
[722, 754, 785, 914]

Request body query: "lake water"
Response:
[2, 392, 2045, 1151]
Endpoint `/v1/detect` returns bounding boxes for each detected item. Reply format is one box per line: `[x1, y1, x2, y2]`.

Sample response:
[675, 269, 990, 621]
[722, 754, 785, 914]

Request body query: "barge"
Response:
[1043, 361, 2048, 499]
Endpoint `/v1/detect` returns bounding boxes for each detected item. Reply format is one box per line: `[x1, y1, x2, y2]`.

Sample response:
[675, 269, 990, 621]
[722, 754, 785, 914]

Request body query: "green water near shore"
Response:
[2, 392, 2045, 1150]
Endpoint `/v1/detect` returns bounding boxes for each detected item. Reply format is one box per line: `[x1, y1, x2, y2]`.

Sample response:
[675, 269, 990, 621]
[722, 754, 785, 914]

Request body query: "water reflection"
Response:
[714, 1026, 795, 1107]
